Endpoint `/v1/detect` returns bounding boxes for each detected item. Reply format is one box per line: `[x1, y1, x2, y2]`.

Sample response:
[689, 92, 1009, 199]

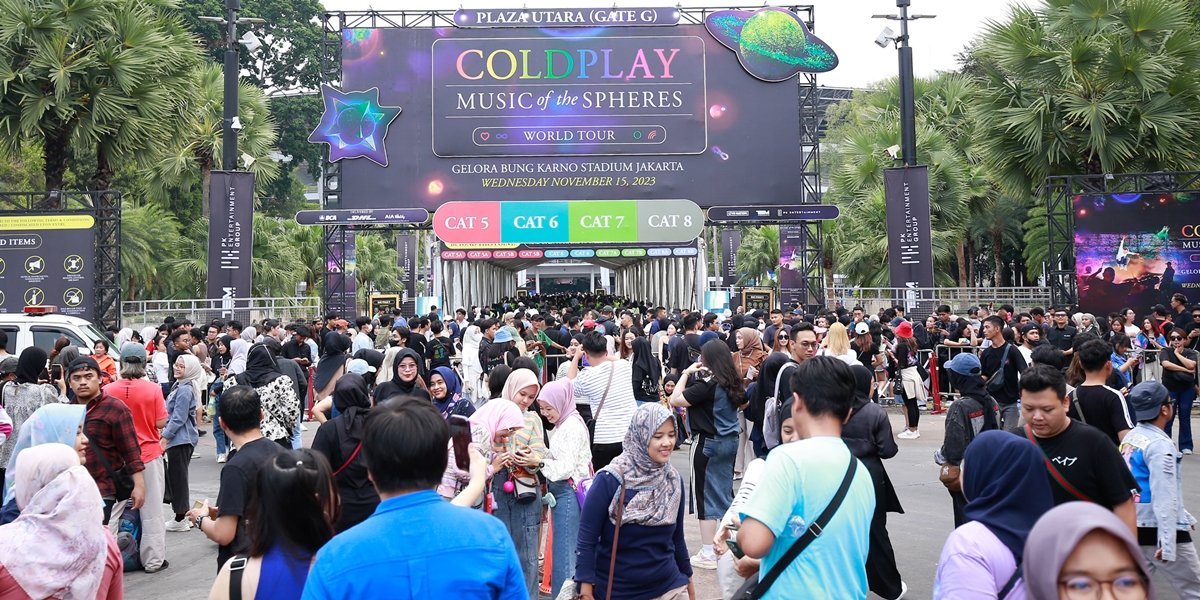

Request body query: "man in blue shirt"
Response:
[303, 398, 527, 600]
[738, 357, 876, 600]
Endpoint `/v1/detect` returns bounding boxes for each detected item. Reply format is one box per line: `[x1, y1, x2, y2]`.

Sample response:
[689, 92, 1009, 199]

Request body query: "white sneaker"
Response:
[165, 519, 192, 532]
[893, 581, 908, 600]
[216, 453, 227, 464]
[689, 550, 717, 570]
[1184, 449, 1193, 455]
[897, 430, 920, 440]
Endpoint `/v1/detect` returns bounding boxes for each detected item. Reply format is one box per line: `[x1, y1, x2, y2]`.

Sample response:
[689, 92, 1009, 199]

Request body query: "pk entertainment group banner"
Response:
[207, 171, 255, 303]
[884, 166, 935, 290]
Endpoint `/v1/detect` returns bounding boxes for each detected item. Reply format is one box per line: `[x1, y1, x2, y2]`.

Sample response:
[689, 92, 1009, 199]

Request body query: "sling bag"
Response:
[1025, 424, 1095, 502]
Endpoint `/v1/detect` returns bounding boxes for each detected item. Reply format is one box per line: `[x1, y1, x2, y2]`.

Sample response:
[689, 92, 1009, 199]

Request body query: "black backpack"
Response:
[430, 338, 451, 365]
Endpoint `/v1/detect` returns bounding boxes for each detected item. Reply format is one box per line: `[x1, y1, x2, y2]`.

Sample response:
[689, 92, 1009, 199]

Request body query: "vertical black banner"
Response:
[396, 233, 417, 302]
[778, 224, 805, 309]
[719, 229, 742, 287]
[884, 166, 935, 289]
[207, 171, 255, 301]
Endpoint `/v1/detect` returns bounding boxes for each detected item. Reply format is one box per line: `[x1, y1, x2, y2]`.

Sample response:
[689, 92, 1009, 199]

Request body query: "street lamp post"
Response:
[873, 0, 935, 167]
[200, 0, 265, 171]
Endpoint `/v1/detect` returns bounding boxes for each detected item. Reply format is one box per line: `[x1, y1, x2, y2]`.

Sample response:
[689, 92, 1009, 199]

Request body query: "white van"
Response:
[0, 306, 118, 360]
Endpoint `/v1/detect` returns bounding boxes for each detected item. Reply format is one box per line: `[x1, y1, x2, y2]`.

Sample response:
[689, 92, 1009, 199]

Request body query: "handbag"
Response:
[938, 464, 962, 493]
[733, 456, 859, 600]
[571, 474, 627, 600]
[762, 363, 796, 449]
[585, 363, 616, 443]
[985, 344, 1012, 394]
[510, 469, 539, 504]
[84, 430, 135, 502]
[570, 461, 597, 509]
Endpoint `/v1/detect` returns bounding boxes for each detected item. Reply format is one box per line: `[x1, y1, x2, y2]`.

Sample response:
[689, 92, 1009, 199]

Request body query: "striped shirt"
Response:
[573, 360, 637, 445]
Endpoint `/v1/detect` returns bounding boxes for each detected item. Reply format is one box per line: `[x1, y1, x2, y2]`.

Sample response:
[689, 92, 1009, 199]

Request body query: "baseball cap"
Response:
[68, 356, 101, 375]
[0, 357, 17, 376]
[119, 342, 147, 363]
[347, 358, 376, 375]
[582, 319, 597, 330]
[1127, 381, 1170, 422]
[1020, 323, 1040, 336]
[494, 329, 514, 343]
[854, 322, 870, 336]
[945, 353, 982, 376]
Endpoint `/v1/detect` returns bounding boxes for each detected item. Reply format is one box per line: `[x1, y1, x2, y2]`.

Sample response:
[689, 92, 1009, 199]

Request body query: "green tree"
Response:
[121, 202, 183, 299]
[143, 62, 280, 218]
[0, 0, 201, 191]
[971, 0, 1200, 277]
[169, 215, 305, 298]
[734, 226, 779, 290]
[353, 233, 399, 312]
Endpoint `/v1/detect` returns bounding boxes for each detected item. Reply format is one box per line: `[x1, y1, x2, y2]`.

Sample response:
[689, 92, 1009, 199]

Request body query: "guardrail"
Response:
[122, 297, 322, 329]
[830, 287, 1053, 315]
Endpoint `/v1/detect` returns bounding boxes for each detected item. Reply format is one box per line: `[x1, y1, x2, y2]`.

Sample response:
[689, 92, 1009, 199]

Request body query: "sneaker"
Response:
[897, 430, 920, 440]
[165, 519, 192, 532]
[144, 560, 170, 574]
[690, 550, 717, 570]
[893, 581, 908, 600]
[1184, 449, 1194, 455]
[216, 453, 227, 464]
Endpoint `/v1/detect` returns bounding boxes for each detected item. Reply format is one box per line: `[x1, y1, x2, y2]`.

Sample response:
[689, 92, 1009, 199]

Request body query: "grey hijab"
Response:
[1023, 502, 1155, 600]
[600, 403, 681, 527]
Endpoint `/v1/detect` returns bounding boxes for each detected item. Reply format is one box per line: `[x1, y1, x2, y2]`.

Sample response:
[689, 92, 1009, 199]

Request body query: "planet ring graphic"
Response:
[705, 7, 839, 82]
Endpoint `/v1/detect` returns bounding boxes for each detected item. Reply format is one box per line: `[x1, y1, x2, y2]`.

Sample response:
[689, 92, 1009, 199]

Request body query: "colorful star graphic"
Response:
[308, 85, 402, 167]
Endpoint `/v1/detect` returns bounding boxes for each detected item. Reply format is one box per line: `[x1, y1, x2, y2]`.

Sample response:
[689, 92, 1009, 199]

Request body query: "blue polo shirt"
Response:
[302, 490, 528, 600]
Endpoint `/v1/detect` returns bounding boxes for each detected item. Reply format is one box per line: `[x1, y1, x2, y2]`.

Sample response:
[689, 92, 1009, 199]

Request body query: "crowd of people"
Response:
[0, 290, 1197, 599]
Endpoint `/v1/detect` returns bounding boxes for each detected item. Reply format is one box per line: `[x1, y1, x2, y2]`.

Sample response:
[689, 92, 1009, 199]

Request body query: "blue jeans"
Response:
[548, 480, 579, 598]
[1166, 386, 1198, 451]
[290, 409, 303, 450]
[702, 435, 738, 520]
[491, 469, 541, 599]
[212, 392, 227, 456]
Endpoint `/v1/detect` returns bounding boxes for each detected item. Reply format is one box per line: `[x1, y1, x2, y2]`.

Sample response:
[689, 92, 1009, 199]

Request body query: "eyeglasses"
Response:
[1170, 336, 1185, 341]
[397, 363, 418, 371]
[1059, 574, 1146, 600]
[797, 341, 820, 349]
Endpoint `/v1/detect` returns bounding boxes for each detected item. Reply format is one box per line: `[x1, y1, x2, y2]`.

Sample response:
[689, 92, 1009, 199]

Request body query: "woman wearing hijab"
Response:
[0, 347, 64, 483]
[161, 354, 203, 531]
[731, 327, 768, 479]
[371, 348, 430, 404]
[573, 403, 692, 600]
[934, 431, 1055, 599]
[228, 339, 250, 376]
[430, 366, 474, 420]
[232, 344, 300, 447]
[312, 373, 379, 532]
[536, 378, 593, 598]
[440, 398, 524, 502]
[313, 332, 351, 404]
[844, 364, 905, 599]
[1024, 502, 1154, 600]
[2, 404, 88, 523]
[0, 444, 122, 600]
[493, 368, 547, 599]
[461, 325, 485, 404]
[630, 337, 662, 406]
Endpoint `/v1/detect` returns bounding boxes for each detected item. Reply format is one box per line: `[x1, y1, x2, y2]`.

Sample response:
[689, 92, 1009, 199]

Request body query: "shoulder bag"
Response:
[985, 344, 1012, 395]
[1024, 424, 1094, 502]
[734, 456, 859, 599]
[585, 362, 616, 444]
[83, 429, 135, 502]
[762, 363, 796, 449]
[570, 473, 626, 600]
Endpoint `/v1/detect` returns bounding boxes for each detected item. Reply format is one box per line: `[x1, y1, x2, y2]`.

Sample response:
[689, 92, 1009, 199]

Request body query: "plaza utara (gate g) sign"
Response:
[315, 7, 837, 215]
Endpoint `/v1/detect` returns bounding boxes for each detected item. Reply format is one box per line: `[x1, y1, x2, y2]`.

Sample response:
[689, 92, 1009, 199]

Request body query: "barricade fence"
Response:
[122, 297, 322, 330]
[830, 287, 1053, 316]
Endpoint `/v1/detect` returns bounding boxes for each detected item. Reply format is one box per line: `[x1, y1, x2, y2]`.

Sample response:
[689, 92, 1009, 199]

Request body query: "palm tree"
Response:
[169, 215, 305, 298]
[144, 62, 279, 218]
[280, 219, 325, 298]
[0, 0, 201, 191]
[353, 233, 400, 312]
[971, 0, 1200, 277]
[735, 226, 779, 290]
[121, 202, 183, 299]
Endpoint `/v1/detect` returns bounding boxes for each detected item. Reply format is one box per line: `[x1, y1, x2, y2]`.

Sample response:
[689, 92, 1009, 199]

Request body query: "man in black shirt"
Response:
[980, 316, 1027, 432]
[187, 385, 282, 569]
[761, 309, 791, 347]
[1170, 293, 1192, 331]
[1019, 364, 1137, 533]
[1045, 308, 1077, 354]
[668, 313, 703, 375]
[1067, 339, 1134, 444]
[280, 325, 314, 372]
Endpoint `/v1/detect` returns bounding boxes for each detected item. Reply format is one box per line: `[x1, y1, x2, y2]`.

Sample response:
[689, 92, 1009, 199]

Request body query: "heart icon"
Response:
[479, 131, 490, 141]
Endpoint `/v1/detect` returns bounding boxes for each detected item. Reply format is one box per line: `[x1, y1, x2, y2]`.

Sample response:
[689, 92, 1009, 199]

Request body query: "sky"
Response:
[318, 0, 1029, 88]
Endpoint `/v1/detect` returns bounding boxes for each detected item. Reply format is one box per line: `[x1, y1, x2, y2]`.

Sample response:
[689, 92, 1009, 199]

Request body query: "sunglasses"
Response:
[1171, 336, 1185, 341]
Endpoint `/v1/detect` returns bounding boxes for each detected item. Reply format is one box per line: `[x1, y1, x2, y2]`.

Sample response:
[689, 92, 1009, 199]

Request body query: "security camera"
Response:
[230, 116, 243, 130]
[886, 144, 902, 159]
[875, 27, 896, 48]
[239, 30, 262, 53]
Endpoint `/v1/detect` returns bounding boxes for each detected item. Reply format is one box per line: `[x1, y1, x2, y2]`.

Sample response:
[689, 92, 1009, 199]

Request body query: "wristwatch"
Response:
[196, 515, 205, 531]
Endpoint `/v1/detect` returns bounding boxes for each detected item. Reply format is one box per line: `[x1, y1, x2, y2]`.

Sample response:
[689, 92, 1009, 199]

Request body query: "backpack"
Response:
[118, 508, 143, 572]
[762, 363, 796, 449]
[430, 337, 451, 365]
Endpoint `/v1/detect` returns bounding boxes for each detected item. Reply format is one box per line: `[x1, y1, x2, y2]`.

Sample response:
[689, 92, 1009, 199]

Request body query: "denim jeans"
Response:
[702, 435, 738, 520]
[1166, 386, 1198, 451]
[290, 409, 303, 449]
[491, 469, 541, 599]
[548, 480, 579, 598]
[212, 392, 227, 456]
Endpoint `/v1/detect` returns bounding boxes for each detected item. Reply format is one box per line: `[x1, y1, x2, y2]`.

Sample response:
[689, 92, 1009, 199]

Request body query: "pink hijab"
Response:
[468, 399, 524, 442]
[537, 378, 581, 427]
[0, 444, 108, 600]
[501, 368, 541, 410]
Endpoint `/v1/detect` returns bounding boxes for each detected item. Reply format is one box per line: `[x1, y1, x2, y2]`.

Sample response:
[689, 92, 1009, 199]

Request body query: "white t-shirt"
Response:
[573, 359, 637, 445]
[151, 352, 169, 383]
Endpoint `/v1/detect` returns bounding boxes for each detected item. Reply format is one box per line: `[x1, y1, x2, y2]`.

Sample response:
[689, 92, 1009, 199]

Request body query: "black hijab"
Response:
[630, 337, 660, 390]
[217, 335, 234, 360]
[372, 348, 430, 402]
[16, 346, 48, 384]
[314, 332, 351, 390]
[332, 372, 372, 438]
[235, 344, 286, 388]
[352, 349, 384, 385]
